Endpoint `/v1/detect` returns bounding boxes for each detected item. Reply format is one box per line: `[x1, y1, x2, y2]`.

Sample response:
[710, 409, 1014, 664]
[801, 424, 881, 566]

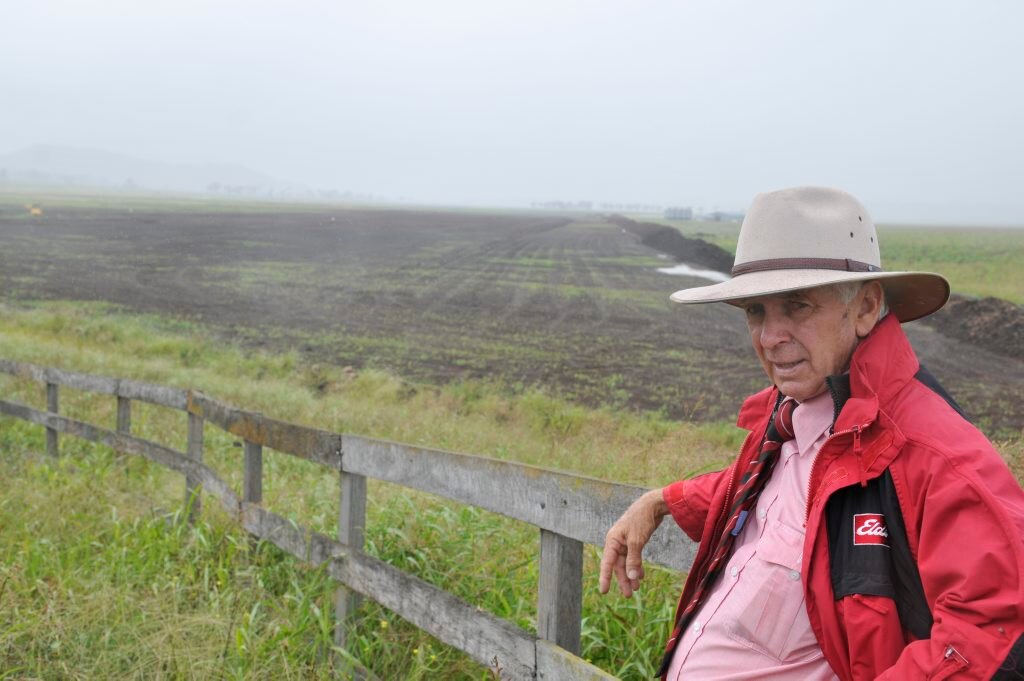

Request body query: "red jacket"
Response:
[662, 315, 1024, 680]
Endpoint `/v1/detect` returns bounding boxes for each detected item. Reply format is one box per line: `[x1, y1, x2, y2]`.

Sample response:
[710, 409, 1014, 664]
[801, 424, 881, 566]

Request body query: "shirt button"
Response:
[758, 509, 767, 520]
[730, 566, 739, 578]
[692, 621, 702, 634]
[789, 570, 800, 581]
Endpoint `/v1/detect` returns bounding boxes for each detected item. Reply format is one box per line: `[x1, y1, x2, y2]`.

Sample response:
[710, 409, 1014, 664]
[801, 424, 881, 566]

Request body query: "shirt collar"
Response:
[790, 390, 835, 454]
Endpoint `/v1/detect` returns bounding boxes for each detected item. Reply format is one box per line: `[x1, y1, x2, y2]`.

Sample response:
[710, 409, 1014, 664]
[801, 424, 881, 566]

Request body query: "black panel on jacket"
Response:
[992, 633, 1024, 679]
[826, 475, 896, 600]
[825, 470, 934, 640]
[914, 363, 969, 421]
[877, 471, 934, 640]
[822, 364, 967, 642]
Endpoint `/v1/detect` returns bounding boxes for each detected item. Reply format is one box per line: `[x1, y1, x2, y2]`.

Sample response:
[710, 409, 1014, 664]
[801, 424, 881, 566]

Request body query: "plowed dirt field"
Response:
[2, 203, 1021, 435]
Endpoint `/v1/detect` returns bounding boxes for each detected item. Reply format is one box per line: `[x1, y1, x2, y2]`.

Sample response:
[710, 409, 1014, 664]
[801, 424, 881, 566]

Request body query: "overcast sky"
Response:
[3, 1, 1022, 224]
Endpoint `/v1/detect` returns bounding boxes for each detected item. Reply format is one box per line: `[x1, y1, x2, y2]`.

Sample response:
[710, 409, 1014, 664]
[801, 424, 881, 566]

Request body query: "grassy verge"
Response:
[2, 302, 1022, 679]
[878, 226, 1024, 305]
[0, 301, 747, 679]
[1, 301, 1020, 679]
[655, 218, 1024, 305]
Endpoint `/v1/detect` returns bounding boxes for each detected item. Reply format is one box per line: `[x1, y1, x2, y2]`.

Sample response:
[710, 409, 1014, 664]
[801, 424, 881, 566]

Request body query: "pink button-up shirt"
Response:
[667, 391, 840, 680]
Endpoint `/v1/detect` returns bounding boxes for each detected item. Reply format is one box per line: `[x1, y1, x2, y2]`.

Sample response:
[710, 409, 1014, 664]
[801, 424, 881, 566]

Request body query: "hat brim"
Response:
[669, 269, 950, 323]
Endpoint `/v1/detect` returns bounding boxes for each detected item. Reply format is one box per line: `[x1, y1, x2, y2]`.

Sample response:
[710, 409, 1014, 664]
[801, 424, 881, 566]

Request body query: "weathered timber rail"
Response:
[0, 360, 696, 680]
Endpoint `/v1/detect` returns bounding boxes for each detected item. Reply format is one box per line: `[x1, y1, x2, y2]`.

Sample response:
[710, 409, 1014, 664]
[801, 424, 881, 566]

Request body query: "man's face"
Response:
[741, 285, 866, 402]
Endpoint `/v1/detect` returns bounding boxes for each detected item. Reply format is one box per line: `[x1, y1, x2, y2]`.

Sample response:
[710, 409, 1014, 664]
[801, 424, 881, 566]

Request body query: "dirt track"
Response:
[1, 204, 1021, 436]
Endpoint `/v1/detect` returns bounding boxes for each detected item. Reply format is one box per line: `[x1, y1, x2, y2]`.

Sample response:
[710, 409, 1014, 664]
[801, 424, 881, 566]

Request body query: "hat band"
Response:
[731, 257, 883, 277]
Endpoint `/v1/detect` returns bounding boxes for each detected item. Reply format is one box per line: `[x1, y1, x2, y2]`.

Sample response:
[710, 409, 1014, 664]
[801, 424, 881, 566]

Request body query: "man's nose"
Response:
[760, 310, 792, 348]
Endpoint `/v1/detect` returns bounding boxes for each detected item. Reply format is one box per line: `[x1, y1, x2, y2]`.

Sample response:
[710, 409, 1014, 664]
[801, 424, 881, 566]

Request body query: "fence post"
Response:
[45, 382, 59, 457]
[334, 470, 367, 654]
[243, 440, 262, 505]
[186, 412, 204, 523]
[537, 529, 583, 655]
[116, 396, 131, 435]
[243, 440, 263, 553]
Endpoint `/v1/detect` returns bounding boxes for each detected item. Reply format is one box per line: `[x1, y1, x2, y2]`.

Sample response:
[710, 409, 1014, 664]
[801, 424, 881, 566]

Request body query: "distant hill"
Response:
[0, 144, 305, 197]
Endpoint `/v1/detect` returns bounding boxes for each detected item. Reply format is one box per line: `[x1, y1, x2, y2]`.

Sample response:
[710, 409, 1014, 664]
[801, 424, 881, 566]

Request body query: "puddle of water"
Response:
[656, 263, 730, 283]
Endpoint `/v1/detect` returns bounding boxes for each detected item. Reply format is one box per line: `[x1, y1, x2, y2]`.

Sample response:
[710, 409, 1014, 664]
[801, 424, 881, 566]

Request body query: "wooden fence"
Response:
[0, 360, 696, 680]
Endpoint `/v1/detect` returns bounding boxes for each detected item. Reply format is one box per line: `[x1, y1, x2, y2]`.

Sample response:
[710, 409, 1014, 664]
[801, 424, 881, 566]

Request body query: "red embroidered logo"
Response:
[853, 513, 889, 547]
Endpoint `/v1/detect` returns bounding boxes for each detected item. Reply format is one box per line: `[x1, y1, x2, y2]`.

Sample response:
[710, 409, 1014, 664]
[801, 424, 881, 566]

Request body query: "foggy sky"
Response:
[3, 1, 1023, 224]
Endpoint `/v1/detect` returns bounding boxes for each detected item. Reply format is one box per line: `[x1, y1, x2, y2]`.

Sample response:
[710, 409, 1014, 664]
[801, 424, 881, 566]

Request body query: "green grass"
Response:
[0, 185, 432, 217]
[878, 227, 1024, 304]
[0, 301, 750, 679]
[655, 219, 1024, 305]
[0, 185, 581, 220]
[0, 186, 325, 215]
[1, 302, 1020, 678]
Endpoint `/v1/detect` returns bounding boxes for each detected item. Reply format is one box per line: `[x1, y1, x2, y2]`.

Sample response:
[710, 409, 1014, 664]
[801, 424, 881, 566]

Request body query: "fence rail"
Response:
[0, 359, 696, 680]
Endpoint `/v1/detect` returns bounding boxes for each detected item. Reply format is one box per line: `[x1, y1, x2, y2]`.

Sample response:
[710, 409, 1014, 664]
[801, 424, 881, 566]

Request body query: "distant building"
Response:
[531, 199, 595, 211]
[700, 210, 745, 223]
[663, 206, 693, 220]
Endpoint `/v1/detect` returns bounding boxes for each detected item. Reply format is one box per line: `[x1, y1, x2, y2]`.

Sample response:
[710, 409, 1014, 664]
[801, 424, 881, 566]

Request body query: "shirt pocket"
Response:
[725, 519, 822, 662]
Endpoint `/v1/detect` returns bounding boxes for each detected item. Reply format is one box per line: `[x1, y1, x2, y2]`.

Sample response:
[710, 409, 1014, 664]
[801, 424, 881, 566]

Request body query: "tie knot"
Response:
[774, 398, 797, 441]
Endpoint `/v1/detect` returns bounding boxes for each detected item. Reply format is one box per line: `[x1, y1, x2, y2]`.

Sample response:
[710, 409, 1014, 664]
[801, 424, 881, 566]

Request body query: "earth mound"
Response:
[609, 215, 734, 273]
[921, 294, 1024, 362]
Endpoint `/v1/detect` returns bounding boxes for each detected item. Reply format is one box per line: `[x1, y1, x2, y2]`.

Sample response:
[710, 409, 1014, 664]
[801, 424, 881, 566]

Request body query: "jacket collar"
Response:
[848, 313, 919, 408]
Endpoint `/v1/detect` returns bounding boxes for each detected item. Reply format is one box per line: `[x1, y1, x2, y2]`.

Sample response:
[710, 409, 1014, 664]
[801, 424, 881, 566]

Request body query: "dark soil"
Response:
[1, 205, 1021, 436]
[921, 294, 1024, 362]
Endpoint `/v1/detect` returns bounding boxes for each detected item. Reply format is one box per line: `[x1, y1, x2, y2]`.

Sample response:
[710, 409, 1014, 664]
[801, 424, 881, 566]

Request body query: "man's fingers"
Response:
[613, 553, 633, 597]
[612, 534, 647, 595]
[599, 537, 625, 594]
[598, 551, 613, 594]
[626, 537, 646, 582]
[600, 535, 637, 597]
[600, 489, 666, 597]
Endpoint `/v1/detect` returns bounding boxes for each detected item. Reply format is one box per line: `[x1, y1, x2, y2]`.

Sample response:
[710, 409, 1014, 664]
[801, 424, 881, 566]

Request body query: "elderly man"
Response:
[599, 187, 1024, 680]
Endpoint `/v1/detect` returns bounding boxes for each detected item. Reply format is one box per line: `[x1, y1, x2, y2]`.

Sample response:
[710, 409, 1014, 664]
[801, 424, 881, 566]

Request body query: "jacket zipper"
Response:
[853, 425, 866, 488]
[929, 644, 969, 679]
[944, 645, 967, 665]
[804, 422, 870, 523]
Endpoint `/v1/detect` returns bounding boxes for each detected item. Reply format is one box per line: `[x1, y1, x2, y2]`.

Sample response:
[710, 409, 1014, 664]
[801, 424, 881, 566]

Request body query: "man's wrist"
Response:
[646, 488, 669, 518]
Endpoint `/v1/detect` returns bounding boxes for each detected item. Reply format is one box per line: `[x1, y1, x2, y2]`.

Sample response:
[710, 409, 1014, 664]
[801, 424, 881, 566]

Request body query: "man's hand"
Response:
[599, 488, 669, 597]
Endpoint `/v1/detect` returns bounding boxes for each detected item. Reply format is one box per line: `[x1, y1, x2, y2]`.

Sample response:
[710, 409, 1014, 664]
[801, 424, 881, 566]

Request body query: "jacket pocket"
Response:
[724, 519, 821, 662]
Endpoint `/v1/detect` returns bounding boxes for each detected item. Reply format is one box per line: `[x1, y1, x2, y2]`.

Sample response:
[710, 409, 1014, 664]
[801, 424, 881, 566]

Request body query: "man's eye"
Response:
[745, 304, 764, 317]
[787, 301, 810, 313]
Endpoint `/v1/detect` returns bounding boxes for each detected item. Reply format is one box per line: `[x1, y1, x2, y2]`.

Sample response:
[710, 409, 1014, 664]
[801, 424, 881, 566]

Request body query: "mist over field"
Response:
[3, 3, 1024, 678]
[3, 1, 1024, 225]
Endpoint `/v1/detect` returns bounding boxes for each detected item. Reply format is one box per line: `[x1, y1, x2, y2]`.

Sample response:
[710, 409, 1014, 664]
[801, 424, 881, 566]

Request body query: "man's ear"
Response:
[855, 281, 885, 338]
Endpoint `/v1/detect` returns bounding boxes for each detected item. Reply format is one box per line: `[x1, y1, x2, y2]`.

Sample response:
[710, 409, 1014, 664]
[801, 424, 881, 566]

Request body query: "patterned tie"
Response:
[658, 397, 797, 675]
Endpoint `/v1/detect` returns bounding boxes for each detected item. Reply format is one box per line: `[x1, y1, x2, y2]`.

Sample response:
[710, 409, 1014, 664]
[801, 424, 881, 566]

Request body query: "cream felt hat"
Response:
[669, 186, 950, 322]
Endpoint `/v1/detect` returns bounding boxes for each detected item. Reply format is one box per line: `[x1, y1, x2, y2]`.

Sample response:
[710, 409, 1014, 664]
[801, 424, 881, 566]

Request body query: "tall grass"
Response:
[1, 301, 1020, 678]
[0, 301, 743, 679]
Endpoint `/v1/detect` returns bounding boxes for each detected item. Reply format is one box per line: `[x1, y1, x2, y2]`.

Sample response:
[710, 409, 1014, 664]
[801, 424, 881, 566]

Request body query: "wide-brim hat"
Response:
[669, 186, 950, 322]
